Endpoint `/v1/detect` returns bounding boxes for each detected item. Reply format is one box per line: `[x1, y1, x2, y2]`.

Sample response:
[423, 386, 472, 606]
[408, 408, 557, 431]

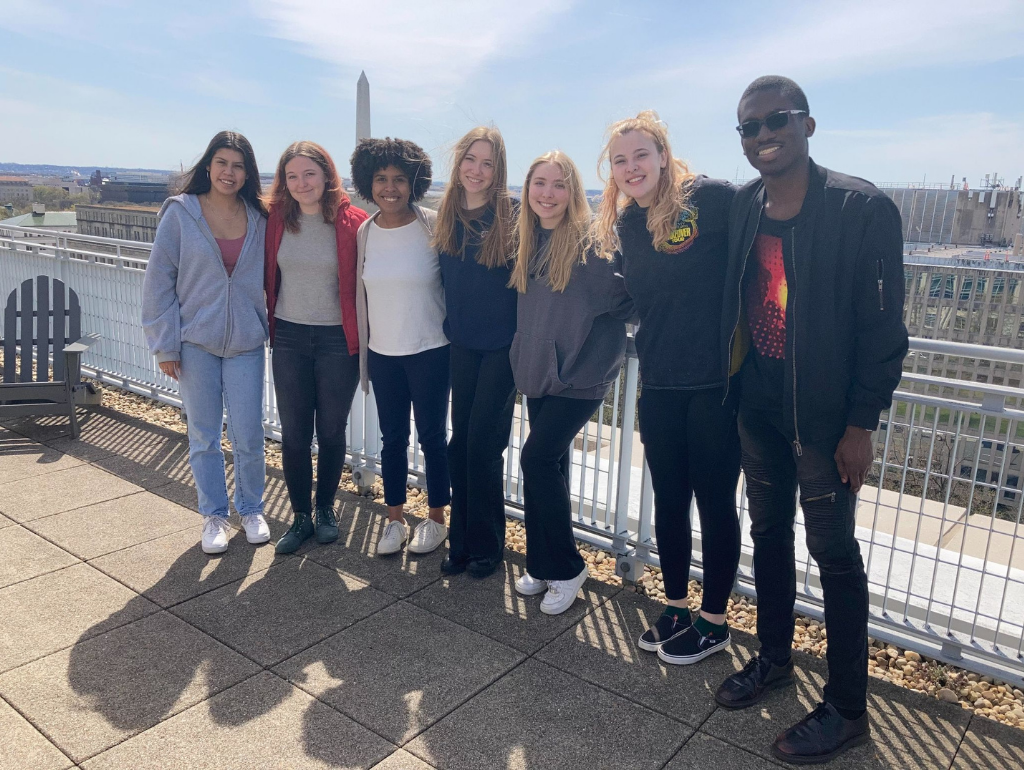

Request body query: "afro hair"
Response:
[739, 75, 809, 114]
[350, 137, 432, 203]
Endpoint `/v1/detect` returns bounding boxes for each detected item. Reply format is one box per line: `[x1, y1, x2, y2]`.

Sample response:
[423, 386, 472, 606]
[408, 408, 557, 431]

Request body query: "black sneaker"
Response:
[637, 610, 692, 652]
[715, 653, 794, 709]
[275, 512, 314, 555]
[657, 623, 730, 665]
[314, 505, 339, 544]
[466, 554, 503, 578]
[440, 555, 469, 575]
[772, 702, 870, 765]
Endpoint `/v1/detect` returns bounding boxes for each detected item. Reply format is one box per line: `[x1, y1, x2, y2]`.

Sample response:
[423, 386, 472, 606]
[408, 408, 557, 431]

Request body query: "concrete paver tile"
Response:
[0, 526, 80, 589]
[0, 563, 157, 673]
[666, 732, 779, 769]
[26, 491, 198, 561]
[275, 601, 524, 744]
[0, 611, 260, 764]
[149, 479, 199, 512]
[370, 749, 436, 769]
[952, 713, 1024, 768]
[171, 558, 393, 667]
[81, 671, 395, 770]
[536, 589, 743, 727]
[91, 443, 192, 491]
[90, 527, 282, 608]
[701, 649, 971, 768]
[0, 465, 142, 523]
[301, 500, 448, 599]
[405, 658, 690, 770]
[0, 512, 14, 530]
[40, 436, 117, 463]
[0, 697, 74, 770]
[407, 550, 619, 655]
[0, 433, 83, 483]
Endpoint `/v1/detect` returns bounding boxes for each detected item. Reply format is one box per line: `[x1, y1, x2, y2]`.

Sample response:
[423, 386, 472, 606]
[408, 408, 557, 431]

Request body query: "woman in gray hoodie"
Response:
[509, 151, 633, 616]
[142, 131, 270, 555]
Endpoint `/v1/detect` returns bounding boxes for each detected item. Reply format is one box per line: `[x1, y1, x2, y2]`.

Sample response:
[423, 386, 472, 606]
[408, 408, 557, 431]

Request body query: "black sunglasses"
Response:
[735, 110, 808, 139]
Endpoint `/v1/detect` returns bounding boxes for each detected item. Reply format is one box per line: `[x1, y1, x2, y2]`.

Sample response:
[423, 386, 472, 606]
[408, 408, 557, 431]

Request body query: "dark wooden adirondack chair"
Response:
[0, 276, 101, 438]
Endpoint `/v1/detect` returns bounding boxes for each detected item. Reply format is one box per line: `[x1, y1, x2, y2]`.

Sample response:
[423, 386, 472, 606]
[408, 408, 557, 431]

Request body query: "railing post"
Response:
[613, 344, 640, 581]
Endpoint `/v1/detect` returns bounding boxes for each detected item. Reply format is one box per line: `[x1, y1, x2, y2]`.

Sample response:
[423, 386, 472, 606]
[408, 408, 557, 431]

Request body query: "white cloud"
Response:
[248, 0, 578, 110]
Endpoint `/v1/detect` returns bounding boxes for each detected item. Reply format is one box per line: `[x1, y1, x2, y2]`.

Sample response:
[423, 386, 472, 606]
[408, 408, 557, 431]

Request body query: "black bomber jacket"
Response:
[721, 159, 909, 451]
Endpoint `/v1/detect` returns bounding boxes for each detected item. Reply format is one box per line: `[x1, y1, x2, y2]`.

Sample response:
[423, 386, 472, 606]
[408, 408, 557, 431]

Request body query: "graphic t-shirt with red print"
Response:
[741, 215, 795, 412]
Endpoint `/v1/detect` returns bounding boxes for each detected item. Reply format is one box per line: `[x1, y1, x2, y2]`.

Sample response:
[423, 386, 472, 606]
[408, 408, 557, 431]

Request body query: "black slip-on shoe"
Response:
[657, 624, 730, 665]
[440, 555, 469, 575]
[637, 610, 692, 652]
[466, 554, 503, 578]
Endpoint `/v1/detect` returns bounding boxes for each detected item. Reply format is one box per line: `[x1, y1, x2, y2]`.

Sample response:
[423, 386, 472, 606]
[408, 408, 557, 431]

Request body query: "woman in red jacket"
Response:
[264, 141, 368, 554]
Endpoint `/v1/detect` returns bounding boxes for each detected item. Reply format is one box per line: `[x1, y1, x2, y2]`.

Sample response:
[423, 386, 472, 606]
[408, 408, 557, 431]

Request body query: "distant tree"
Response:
[32, 185, 71, 208]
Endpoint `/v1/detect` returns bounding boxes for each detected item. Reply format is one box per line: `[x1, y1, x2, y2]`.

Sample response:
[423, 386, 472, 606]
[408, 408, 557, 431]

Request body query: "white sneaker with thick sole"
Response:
[408, 518, 448, 554]
[515, 572, 548, 596]
[377, 520, 409, 556]
[540, 566, 589, 615]
[201, 516, 231, 554]
[240, 513, 271, 544]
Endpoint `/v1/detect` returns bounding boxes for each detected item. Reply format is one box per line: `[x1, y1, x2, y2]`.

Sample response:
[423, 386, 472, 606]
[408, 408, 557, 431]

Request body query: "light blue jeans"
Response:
[178, 342, 266, 518]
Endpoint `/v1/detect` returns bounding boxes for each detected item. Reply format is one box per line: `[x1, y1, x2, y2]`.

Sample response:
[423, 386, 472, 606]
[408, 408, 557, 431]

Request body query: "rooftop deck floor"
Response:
[1, 407, 1022, 769]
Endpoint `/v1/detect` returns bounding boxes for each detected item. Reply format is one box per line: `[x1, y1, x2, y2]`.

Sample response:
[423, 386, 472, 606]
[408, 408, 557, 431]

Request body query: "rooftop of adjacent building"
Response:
[0, 207, 77, 228]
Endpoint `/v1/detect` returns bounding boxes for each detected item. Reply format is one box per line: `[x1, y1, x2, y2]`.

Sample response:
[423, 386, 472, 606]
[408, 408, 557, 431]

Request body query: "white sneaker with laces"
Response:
[240, 513, 270, 544]
[540, 566, 589, 615]
[201, 516, 231, 554]
[377, 519, 409, 556]
[515, 571, 548, 596]
[408, 518, 448, 554]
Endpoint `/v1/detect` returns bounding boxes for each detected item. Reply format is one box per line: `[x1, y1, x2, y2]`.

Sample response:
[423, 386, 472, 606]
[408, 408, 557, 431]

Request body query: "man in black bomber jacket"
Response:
[714, 76, 908, 765]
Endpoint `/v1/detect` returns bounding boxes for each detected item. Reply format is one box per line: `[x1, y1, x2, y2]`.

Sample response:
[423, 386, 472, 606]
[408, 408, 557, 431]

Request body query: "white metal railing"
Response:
[3, 224, 1024, 683]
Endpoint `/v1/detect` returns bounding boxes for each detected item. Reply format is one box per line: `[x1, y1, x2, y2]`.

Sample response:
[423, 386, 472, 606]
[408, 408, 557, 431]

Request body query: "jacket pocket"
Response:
[509, 332, 568, 398]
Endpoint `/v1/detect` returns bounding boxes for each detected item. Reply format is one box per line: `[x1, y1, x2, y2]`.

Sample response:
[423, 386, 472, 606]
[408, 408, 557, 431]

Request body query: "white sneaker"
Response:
[201, 516, 231, 554]
[376, 519, 409, 556]
[515, 571, 548, 596]
[407, 518, 448, 554]
[540, 566, 589, 615]
[240, 513, 270, 544]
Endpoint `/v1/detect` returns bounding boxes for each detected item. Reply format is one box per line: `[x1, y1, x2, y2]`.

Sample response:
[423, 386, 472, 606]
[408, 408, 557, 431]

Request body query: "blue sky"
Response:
[2, 0, 1022, 189]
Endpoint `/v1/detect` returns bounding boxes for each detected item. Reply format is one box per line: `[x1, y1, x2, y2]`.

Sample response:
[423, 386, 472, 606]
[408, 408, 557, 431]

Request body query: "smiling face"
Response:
[284, 155, 326, 213]
[610, 130, 667, 207]
[527, 161, 570, 229]
[372, 165, 412, 217]
[737, 89, 815, 178]
[207, 148, 246, 197]
[458, 139, 495, 208]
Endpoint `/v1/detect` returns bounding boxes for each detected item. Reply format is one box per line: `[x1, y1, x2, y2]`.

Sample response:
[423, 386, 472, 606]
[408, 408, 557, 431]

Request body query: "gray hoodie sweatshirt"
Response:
[510, 229, 634, 400]
[142, 194, 268, 363]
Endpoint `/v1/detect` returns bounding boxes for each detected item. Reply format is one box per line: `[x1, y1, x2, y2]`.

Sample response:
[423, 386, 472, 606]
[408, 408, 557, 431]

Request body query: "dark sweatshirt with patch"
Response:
[510, 227, 634, 400]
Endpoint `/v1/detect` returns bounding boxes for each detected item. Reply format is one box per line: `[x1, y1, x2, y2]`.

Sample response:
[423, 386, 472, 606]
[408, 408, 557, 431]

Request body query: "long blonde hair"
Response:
[509, 151, 593, 294]
[592, 110, 696, 260]
[432, 126, 514, 268]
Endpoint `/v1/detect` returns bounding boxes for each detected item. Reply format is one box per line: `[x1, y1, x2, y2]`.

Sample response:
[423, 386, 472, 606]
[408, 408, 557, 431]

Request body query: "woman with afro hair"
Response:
[352, 137, 452, 557]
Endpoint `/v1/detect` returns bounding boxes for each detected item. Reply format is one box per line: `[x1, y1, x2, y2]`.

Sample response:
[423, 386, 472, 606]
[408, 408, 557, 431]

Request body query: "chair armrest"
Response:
[63, 332, 100, 355]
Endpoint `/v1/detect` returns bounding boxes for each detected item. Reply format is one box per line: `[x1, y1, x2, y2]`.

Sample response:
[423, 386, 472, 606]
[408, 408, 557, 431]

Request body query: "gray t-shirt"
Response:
[274, 212, 342, 326]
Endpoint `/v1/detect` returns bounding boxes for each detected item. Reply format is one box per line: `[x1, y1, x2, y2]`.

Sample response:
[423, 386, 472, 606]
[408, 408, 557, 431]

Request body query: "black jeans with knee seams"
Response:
[447, 344, 517, 563]
[521, 394, 602, 581]
[638, 386, 741, 613]
[272, 319, 361, 513]
[739, 406, 869, 712]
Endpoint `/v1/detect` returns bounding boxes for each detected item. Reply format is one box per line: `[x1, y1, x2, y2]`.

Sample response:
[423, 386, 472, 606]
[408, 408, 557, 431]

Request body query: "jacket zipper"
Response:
[724, 208, 762, 403]
[876, 258, 885, 311]
[789, 227, 802, 457]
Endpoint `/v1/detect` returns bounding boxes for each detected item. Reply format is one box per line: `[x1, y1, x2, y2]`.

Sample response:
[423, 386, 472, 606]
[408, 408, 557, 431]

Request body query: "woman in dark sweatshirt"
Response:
[509, 150, 633, 616]
[434, 126, 519, 578]
[593, 111, 740, 666]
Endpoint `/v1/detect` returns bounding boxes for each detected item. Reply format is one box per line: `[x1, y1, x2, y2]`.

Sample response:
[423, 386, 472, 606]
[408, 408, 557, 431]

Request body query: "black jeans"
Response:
[448, 344, 517, 563]
[639, 387, 741, 613]
[368, 345, 452, 508]
[739, 407, 869, 712]
[272, 319, 360, 513]
[521, 394, 602, 581]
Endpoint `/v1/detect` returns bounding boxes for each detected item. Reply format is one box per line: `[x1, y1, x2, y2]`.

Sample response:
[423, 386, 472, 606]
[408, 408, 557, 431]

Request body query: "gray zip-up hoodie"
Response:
[142, 194, 268, 363]
[510, 229, 634, 400]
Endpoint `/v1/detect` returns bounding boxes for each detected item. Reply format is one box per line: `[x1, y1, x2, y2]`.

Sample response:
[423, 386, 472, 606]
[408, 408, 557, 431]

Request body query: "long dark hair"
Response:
[179, 131, 266, 216]
[265, 141, 348, 234]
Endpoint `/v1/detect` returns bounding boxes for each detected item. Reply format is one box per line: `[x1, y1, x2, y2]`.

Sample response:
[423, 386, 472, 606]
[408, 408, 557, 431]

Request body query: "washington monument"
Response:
[356, 71, 370, 143]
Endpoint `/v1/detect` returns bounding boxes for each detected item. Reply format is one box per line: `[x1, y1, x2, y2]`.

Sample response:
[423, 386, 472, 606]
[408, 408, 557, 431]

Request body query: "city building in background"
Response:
[0, 177, 33, 205]
[882, 175, 1024, 247]
[76, 204, 160, 242]
[0, 204, 77, 252]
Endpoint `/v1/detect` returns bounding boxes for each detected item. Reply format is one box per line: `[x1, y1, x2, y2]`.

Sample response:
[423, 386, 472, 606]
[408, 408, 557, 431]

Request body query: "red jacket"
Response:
[265, 199, 369, 355]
